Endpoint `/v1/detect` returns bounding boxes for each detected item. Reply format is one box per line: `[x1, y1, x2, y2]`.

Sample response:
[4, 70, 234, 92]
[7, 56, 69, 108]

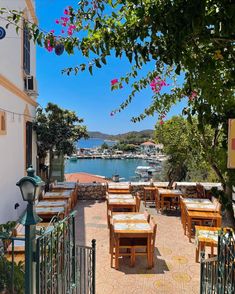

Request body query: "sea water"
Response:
[65, 158, 151, 182]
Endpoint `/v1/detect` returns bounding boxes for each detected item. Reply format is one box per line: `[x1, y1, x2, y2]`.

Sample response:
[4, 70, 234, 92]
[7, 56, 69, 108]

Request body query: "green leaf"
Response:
[88, 65, 93, 75]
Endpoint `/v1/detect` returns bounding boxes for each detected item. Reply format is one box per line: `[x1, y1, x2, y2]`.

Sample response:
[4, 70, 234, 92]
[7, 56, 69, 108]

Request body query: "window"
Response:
[23, 21, 30, 75]
[0, 111, 6, 135]
[26, 121, 32, 168]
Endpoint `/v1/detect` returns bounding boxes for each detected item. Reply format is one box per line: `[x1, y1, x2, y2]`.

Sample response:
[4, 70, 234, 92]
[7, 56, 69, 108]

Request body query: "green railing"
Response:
[200, 230, 235, 294]
[0, 213, 96, 294]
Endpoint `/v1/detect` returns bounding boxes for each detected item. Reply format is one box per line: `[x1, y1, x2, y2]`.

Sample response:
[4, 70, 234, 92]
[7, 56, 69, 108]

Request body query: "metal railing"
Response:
[0, 213, 96, 294]
[200, 230, 235, 294]
[76, 240, 96, 294]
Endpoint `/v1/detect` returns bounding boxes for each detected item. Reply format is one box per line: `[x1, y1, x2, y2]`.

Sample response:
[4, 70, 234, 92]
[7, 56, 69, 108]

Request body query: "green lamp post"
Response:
[16, 165, 45, 294]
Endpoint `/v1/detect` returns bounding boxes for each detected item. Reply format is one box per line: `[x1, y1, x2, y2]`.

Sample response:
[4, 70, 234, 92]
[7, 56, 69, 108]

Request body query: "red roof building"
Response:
[65, 172, 110, 183]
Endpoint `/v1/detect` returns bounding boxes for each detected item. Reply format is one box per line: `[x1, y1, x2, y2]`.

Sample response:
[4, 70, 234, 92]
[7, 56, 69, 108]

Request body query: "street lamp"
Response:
[16, 165, 45, 294]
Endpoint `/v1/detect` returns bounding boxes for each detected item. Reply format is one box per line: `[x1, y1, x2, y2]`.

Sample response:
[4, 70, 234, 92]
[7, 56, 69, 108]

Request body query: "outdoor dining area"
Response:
[2, 178, 226, 293]
[5, 181, 79, 262]
[105, 182, 224, 271]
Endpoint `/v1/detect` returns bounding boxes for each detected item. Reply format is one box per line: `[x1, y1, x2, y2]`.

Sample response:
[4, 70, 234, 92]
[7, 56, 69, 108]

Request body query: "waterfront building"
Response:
[0, 0, 38, 222]
[140, 141, 163, 154]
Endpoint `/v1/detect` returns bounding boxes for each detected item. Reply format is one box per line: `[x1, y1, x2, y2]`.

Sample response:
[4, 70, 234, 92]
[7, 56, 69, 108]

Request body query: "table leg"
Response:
[147, 234, 152, 268]
[188, 216, 192, 242]
[195, 243, 199, 263]
[217, 217, 222, 227]
[160, 195, 164, 213]
[115, 238, 119, 270]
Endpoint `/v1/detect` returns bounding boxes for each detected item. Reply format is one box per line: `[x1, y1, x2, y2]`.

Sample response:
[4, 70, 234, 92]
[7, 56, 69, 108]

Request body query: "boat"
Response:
[69, 155, 78, 162]
[135, 166, 160, 179]
[112, 174, 120, 182]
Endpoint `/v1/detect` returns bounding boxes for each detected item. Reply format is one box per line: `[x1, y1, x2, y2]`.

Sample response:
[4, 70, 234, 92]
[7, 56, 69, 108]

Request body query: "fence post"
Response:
[92, 239, 96, 294]
[200, 251, 205, 294]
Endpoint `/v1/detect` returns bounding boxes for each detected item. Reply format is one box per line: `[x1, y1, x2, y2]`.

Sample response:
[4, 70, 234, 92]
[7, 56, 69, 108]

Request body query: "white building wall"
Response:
[0, 0, 37, 223]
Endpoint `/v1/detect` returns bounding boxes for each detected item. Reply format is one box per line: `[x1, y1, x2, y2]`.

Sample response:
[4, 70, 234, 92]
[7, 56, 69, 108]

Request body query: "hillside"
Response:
[88, 130, 154, 143]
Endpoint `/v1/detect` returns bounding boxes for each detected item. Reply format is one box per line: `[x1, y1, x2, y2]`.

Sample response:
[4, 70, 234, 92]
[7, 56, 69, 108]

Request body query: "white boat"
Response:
[135, 166, 160, 178]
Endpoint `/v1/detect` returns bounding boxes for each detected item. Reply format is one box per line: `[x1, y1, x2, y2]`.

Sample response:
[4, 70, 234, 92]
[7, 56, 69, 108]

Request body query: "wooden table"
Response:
[195, 226, 221, 262]
[113, 220, 153, 269]
[51, 182, 77, 207]
[35, 206, 65, 221]
[156, 189, 183, 211]
[180, 198, 215, 233]
[43, 191, 73, 210]
[36, 200, 69, 215]
[186, 211, 222, 242]
[14, 222, 53, 237]
[112, 212, 147, 222]
[107, 198, 137, 212]
[108, 188, 131, 194]
[52, 182, 77, 190]
[143, 186, 156, 207]
[181, 198, 219, 236]
[107, 194, 133, 200]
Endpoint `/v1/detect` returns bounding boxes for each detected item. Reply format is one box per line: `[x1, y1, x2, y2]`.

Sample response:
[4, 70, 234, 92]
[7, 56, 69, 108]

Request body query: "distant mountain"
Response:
[88, 131, 113, 139]
[88, 130, 154, 143]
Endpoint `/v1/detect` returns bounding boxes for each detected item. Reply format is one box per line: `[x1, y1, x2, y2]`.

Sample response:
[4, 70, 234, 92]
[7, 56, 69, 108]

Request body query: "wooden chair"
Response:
[136, 195, 141, 212]
[144, 210, 151, 223]
[196, 183, 206, 198]
[109, 223, 134, 269]
[132, 218, 157, 268]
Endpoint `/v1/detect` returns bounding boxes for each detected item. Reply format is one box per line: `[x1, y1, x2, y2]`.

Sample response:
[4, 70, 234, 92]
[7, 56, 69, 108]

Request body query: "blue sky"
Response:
[36, 0, 185, 135]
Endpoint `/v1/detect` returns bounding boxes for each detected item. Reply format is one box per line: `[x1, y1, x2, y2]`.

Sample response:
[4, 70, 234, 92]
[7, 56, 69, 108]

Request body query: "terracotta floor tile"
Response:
[74, 200, 200, 294]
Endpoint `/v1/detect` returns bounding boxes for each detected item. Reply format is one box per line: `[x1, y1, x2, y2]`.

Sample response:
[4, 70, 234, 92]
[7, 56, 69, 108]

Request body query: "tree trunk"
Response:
[48, 150, 54, 185]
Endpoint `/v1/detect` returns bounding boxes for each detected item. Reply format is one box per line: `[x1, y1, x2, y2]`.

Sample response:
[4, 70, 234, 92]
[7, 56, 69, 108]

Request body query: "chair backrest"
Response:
[149, 217, 157, 245]
[212, 197, 222, 213]
[144, 210, 150, 223]
[196, 183, 206, 198]
[136, 195, 141, 212]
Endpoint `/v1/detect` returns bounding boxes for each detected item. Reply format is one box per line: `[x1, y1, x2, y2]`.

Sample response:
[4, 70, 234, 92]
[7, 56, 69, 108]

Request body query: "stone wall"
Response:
[77, 181, 222, 200]
[77, 183, 107, 200]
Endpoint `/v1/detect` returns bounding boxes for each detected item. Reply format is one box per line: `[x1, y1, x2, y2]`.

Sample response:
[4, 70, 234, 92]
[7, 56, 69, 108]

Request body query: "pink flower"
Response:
[110, 112, 115, 116]
[50, 30, 55, 34]
[159, 120, 164, 125]
[55, 19, 59, 24]
[150, 77, 168, 93]
[189, 91, 197, 101]
[61, 17, 69, 22]
[46, 40, 54, 52]
[61, 30, 65, 34]
[62, 22, 67, 27]
[111, 79, 118, 85]
[64, 9, 69, 15]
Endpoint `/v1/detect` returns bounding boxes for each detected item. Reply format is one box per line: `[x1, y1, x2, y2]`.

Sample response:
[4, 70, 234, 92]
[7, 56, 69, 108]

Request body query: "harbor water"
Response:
[65, 158, 152, 182]
[68, 138, 162, 181]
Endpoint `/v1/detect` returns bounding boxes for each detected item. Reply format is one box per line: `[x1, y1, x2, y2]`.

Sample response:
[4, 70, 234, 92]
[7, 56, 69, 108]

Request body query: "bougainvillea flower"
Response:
[64, 9, 69, 15]
[55, 19, 59, 24]
[189, 91, 197, 101]
[110, 111, 115, 116]
[61, 17, 69, 23]
[111, 79, 119, 85]
[150, 77, 168, 93]
[159, 120, 164, 125]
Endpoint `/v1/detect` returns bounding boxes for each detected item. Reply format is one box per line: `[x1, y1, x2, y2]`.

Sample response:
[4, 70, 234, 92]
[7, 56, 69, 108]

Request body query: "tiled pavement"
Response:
[75, 200, 200, 294]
